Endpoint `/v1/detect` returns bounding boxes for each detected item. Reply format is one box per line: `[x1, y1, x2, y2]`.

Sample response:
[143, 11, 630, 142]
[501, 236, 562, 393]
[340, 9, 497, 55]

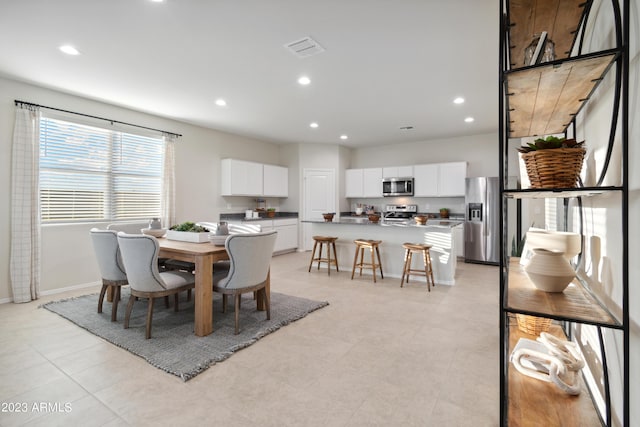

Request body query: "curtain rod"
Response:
[14, 100, 182, 138]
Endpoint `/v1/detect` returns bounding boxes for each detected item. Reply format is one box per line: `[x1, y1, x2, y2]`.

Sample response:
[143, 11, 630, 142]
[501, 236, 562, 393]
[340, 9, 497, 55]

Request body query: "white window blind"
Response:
[39, 116, 163, 223]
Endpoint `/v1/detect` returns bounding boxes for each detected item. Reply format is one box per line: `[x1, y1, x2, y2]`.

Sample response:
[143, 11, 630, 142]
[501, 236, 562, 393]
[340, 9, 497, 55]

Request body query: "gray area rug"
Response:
[42, 290, 328, 381]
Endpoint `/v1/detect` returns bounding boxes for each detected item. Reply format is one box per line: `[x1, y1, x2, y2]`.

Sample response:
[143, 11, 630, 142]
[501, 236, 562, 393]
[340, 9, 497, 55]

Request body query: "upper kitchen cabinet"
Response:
[382, 165, 414, 179]
[414, 162, 467, 197]
[221, 159, 289, 197]
[221, 159, 263, 196]
[345, 168, 383, 198]
[263, 164, 288, 197]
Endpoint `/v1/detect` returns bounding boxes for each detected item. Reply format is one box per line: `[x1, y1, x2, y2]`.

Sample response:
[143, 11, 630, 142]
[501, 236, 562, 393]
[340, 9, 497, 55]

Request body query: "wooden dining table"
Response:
[157, 237, 269, 337]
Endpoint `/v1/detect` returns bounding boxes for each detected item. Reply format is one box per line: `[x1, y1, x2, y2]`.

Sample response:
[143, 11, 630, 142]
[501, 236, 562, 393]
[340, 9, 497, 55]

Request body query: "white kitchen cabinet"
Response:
[263, 164, 288, 197]
[273, 218, 298, 253]
[414, 162, 467, 197]
[382, 165, 413, 178]
[438, 162, 467, 196]
[345, 169, 363, 198]
[413, 164, 439, 196]
[362, 168, 383, 197]
[221, 159, 263, 196]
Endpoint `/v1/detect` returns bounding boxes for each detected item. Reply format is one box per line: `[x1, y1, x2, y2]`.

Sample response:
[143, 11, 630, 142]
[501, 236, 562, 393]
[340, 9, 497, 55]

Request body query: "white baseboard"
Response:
[0, 281, 101, 305]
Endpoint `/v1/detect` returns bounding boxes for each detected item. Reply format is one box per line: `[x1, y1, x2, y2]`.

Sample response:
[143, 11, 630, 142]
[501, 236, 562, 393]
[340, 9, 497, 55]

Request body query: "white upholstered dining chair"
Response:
[213, 231, 277, 334]
[117, 233, 196, 339]
[90, 228, 128, 322]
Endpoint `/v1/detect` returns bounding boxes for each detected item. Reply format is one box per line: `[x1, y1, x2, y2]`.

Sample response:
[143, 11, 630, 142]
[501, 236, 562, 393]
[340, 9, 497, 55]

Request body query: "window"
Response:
[39, 116, 164, 223]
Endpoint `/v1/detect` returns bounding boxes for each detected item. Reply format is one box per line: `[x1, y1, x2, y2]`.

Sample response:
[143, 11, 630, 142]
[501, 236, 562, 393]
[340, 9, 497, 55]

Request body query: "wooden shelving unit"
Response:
[506, 259, 621, 328]
[506, 52, 618, 138]
[499, 0, 629, 425]
[507, 323, 602, 427]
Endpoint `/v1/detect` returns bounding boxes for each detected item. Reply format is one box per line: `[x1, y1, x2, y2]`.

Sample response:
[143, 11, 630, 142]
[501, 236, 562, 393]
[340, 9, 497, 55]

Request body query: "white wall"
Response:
[0, 77, 283, 299]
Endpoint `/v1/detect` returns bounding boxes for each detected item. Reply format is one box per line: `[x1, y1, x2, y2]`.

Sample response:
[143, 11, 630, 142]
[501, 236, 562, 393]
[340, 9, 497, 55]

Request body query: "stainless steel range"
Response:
[383, 204, 418, 222]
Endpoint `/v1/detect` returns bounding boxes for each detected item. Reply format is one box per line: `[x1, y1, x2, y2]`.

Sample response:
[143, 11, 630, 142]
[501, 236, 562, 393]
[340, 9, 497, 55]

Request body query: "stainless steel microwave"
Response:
[382, 177, 414, 197]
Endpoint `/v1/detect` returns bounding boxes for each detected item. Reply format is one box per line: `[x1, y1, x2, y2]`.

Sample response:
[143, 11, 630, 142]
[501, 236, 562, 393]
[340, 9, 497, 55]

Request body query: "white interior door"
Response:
[302, 168, 335, 251]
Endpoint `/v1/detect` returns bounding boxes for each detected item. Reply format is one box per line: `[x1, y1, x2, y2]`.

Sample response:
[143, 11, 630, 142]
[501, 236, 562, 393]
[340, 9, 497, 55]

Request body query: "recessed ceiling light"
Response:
[297, 76, 311, 85]
[215, 99, 227, 107]
[399, 126, 414, 130]
[464, 117, 475, 123]
[340, 135, 348, 140]
[59, 45, 80, 55]
[454, 97, 465, 104]
[309, 122, 319, 128]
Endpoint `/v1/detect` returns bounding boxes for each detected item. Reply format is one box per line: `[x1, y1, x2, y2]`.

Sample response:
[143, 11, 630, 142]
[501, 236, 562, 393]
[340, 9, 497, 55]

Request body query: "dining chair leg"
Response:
[111, 286, 120, 322]
[222, 294, 228, 313]
[174, 293, 179, 312]
[145, 297, 155, 339]
[262, 288, 271, 321]
[98, 284, 108, 314]
[164, 296, 170, 309]
[234, 294, 241, 335]
[124, 294, 136, 329]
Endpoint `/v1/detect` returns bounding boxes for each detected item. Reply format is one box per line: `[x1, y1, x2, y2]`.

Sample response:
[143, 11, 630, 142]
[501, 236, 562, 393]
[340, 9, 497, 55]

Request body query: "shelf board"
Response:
[507, 322, 602, 427]
[503, 186, 622, 199]
[507, 0, 588, 70]
[506, 258, 621, 328]
[505, 52, 617, 138]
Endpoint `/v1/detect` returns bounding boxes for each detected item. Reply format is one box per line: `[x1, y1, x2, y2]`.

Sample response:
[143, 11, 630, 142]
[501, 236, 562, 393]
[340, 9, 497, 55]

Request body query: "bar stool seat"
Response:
[351, 239, 383, 283]
[308, 236, 339, 275]
[401, 242, 435, 291]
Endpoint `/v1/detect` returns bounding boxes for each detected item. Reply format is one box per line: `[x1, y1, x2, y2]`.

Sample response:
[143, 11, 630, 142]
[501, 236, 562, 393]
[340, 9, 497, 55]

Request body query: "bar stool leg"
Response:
[401, 248, 410, 287]
[308, 240, 319, 272]
[375, 245, 384, 279]
[358, 247, 365, 277]
[426, 250, 435, 288]
[370, 246, 377, 283]
[332, 241, 340, 272]
[351, 245, 360, 280]
[326, 242, 332, 276]
[422, 249, 431, 292]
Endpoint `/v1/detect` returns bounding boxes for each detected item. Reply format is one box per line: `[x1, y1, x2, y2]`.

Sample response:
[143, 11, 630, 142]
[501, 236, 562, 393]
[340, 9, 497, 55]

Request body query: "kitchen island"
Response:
[303, 218, 461, 285]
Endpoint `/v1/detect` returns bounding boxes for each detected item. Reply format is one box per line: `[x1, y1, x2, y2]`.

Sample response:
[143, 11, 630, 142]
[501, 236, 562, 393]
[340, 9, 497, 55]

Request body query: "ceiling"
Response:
[0, 0, 499, 148]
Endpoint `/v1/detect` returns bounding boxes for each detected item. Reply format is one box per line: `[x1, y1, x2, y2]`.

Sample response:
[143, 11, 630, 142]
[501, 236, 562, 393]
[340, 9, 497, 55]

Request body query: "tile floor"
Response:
[0, 251, 500, 426]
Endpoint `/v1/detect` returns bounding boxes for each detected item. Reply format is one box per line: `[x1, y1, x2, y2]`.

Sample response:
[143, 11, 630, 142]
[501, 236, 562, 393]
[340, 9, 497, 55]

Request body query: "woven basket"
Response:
[516, 314, 552, 335]
[521, 148, 585, 188]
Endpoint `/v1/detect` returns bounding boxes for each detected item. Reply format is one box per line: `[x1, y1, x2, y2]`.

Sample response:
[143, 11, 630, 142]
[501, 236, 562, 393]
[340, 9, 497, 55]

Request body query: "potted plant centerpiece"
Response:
[517, 136, 585, 189]
[166, 221, 211, 243]
[439, 208, 449, 219]
[266, 208, 276, 218]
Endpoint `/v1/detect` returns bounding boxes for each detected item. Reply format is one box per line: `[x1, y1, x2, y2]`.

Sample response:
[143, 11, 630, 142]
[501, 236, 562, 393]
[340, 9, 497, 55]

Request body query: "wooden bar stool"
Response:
[401, 242, 435, 291]
[351, 239, 383, 283]
[308, 236, 339, 275]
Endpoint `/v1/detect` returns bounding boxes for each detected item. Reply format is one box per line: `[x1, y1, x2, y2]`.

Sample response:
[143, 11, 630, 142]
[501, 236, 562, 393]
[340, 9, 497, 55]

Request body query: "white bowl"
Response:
[525, 230, 581, 261]
[141, 228, 167, 238]
[209, 235, 228, 246]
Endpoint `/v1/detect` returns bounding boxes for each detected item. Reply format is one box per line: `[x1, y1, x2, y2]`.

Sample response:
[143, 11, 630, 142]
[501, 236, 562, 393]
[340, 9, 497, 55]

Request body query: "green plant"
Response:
[267, 208, 276, 212]
[169, 221, 208, 232]
[517, 136, 584, 153]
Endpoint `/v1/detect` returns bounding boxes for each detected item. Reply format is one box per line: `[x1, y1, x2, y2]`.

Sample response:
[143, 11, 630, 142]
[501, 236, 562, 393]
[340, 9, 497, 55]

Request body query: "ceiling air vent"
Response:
[284, 36, 325, 58]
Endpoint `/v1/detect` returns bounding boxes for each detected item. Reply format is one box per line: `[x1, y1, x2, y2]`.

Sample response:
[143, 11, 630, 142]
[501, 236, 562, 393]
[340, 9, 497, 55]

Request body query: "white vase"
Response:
[524, 248, 575, 292]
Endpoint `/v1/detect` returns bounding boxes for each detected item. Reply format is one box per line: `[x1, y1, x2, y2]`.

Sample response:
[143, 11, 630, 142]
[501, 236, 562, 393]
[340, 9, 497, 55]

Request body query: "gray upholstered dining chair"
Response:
[213, 231, 277, 334]
[116, 233, 196, 339]
[90, 228, 128, 322]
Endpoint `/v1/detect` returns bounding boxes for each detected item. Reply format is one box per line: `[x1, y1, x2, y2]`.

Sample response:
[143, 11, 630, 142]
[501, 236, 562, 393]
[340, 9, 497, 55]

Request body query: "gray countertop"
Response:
[303, 218, 462, 228]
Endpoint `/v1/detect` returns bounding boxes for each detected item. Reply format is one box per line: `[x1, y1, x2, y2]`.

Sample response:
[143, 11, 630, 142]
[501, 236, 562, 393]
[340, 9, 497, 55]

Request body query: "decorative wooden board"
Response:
[507, 323, 602, 426]
[506, 258, 620, 327]
[506, 53, 615, 138]
[507, 0, 587, 69]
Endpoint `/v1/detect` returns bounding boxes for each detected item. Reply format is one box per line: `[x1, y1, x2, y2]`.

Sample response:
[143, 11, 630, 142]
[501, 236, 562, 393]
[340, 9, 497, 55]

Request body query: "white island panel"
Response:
[306, 221, 457, 285]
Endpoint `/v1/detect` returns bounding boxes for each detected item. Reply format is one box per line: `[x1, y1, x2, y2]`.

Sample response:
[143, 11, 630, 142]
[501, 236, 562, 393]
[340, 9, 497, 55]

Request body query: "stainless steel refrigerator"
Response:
[464, 177, 500, 265]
